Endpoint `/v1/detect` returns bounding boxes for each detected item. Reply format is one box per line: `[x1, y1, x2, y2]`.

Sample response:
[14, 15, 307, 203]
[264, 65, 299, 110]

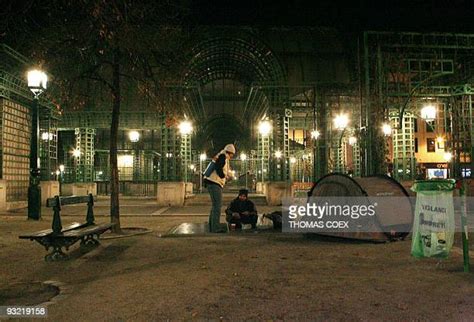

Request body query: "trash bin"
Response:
[411, 179, 456, 258]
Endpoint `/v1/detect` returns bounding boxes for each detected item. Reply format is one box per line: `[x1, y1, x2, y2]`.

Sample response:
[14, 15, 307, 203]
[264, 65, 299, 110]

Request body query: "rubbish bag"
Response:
[257, 213, 274, 229]
[411, 179, 455, 259]
[260, 212, 282, 230]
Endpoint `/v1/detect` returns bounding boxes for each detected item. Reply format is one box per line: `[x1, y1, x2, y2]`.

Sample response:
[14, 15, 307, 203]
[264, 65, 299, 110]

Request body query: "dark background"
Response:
[190, 0, 473, 32]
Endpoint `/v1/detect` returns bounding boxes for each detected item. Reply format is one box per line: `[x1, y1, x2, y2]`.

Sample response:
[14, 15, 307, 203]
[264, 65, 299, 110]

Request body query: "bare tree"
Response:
[4, 0, 190, 232]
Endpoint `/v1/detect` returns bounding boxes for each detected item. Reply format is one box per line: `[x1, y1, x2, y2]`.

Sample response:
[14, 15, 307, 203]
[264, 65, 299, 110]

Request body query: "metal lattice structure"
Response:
[0, 44, 60, 201]
[180, 132, 192, 182]
[0, 98, 30, 201]
[159, 117, 181, 181]
[39, 113, 58, 180]
[364, 31, 474, 179]
[181, 30, 293, 183]
[74, 128, 95, 182]
[389, 111, 416, 179]
[257, 131, 271, 182]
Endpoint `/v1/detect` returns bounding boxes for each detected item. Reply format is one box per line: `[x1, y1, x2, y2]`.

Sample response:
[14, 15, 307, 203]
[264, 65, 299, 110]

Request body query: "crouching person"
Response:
[225, 189, 257, 230]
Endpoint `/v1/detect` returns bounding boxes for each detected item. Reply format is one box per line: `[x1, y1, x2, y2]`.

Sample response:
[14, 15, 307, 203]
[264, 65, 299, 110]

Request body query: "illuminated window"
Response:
[427, 138, 435, 153]
[118, 155, 134, 167]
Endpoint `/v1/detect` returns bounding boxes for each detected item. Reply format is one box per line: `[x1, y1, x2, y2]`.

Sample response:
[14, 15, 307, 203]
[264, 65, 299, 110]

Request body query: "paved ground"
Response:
[1, 197, 474, 321]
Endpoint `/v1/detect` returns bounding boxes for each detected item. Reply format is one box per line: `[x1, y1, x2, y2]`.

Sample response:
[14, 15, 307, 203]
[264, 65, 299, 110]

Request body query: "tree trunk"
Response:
[110, 47, 122, 233]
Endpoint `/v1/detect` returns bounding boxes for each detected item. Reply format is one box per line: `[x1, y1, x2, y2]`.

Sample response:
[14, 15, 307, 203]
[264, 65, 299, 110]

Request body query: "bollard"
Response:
[52, 195, 62, 234]
[86, 193, 95, 225]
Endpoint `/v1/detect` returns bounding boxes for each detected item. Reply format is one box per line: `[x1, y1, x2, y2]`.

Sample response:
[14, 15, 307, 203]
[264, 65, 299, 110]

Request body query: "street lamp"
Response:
[258, 120, 272, 137]
[348, 136, 357, 146]
[58, 164, 65, 195]
[199, 153, 206, 193]
[240, 153, 248, 189]
[258, 120, 272, 182]
[179, 120, 193, 183]
[128, 130, 140, 143]
[443, 152, 453, 162]
[332, 113, 350, 173]
[333, 113, 349, 131]
[128, 130, 140, 180]
[382, 123, 392, 136]
[27, 69, 47, 220]
[420, 104, 437, 122]
[310, 129, 321, 139]
[178, 120, 193, 135]
[310, 129, 321, 181]
[444, 152, 453, 178]
[72, 148, 81, 158]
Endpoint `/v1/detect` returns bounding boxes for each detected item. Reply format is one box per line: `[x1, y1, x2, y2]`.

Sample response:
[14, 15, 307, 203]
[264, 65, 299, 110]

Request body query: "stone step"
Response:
[185, 193, 267, 206]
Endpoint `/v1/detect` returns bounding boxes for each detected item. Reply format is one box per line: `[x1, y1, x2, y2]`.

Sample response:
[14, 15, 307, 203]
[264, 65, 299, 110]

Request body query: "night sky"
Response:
[190, 0, 473, 32]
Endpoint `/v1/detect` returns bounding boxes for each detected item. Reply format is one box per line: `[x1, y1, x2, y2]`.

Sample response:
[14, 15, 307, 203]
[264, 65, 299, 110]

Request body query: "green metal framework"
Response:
[0, 44, 60, 200]
[257, 130, 271, 182]
[364, 31, 474, 179]
[159, 117, 181, 181]
[39, 112, 58, 180]
[74, 128, 95, 182]
[180, 132, 192, 182]
[181, 31, 293, 183]
[389, 111, 416, 179]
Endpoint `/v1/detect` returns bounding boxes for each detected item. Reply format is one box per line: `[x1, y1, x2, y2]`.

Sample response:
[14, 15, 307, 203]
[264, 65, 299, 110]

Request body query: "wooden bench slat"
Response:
[61, 223, 114, 238]
[19, 222, 86, 239]
[46, 195, 96, 207]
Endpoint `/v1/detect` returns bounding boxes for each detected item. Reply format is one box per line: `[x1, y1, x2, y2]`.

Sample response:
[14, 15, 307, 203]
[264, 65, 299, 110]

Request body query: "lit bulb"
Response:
[258, 120, 272, 136]
[333, 113, 349, 130]
[311, 129, 320, 139]
[129, 130, 140, 142]
[382, 123, 392, 136]
[443, 152, 453, 162]
[420, 104, 437, 121]
[348, 136, 357, 146]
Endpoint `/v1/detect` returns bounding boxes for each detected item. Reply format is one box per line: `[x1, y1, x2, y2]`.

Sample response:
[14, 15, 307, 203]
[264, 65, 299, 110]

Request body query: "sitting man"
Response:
[225, 189, 258, 230]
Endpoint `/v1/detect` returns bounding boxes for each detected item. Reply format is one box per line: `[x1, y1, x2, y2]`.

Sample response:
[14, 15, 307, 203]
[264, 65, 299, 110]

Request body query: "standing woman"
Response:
[203, 144, 236, 233]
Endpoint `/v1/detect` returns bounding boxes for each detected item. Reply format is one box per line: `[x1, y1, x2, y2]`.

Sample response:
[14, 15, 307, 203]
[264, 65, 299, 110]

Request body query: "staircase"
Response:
[184, 192, 267, 206]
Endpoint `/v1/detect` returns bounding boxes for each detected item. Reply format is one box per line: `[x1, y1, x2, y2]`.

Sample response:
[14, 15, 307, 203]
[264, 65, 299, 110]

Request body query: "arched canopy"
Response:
[194, 113, 251, 152]
[183, 34, 286, 86]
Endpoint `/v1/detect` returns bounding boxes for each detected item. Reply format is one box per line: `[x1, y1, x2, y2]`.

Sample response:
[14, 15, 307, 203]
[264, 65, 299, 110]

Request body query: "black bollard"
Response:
[86, 193, 95, 225]
[52, 195, 62, 234]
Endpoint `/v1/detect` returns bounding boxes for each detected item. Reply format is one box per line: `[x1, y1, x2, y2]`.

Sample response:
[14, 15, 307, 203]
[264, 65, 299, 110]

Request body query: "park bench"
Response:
[19, 194, 114, 262]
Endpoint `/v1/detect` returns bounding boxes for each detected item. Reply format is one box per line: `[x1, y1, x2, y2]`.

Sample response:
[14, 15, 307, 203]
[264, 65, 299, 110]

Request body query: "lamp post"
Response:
[333, 113, 349, 173]
[258, 120, 272, 183]
[444, 151, 453, 178]
[27, 69, 47, 220]
[199, 152, 206, 193]
[128, 130, 140, 181]
[59, 164, 64, 195]
[310, 129, 320, 181]
[240, 152, 247, 189]
[179, 120, 193, 183]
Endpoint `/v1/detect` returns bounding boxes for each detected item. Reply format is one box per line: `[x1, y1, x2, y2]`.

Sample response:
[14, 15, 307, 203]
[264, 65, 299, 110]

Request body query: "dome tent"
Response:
[307, 173, 413, 242]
